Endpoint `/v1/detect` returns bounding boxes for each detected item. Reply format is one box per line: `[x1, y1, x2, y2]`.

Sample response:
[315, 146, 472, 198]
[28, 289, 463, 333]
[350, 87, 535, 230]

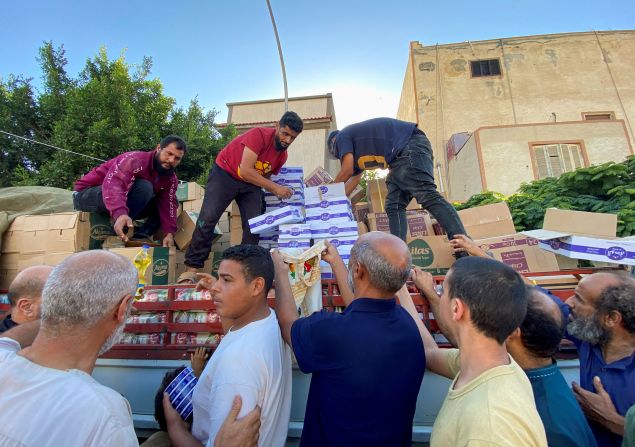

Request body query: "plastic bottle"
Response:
[133, 245, 152, 299]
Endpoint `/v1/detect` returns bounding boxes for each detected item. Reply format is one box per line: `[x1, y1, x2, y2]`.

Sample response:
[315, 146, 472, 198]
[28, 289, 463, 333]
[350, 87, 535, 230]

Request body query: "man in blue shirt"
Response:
[506, 287, 597, 446]
[564, 272, 635, 447]
[327, 118, 467, 245]
[272, 232, 425, 446]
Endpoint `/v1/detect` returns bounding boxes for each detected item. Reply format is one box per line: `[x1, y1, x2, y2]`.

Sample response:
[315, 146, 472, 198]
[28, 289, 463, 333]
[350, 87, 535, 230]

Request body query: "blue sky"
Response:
[1, 0, 634, 127]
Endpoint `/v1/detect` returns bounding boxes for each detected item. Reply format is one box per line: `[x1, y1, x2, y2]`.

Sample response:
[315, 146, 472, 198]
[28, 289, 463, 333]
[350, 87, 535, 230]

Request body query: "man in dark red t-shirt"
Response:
[181, 111, 304, 281]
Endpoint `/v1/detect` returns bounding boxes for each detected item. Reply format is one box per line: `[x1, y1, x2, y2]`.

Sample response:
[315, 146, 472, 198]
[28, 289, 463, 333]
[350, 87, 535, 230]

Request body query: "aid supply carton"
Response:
[522, 208, 634, 266]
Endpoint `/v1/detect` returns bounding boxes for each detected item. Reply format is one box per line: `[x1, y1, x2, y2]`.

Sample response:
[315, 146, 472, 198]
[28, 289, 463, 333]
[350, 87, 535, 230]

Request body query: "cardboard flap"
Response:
[543, 208, 617, 238]
[457, 202, 516, 239]
[522, 229, 572, 240]
[17, 212, 80, 231]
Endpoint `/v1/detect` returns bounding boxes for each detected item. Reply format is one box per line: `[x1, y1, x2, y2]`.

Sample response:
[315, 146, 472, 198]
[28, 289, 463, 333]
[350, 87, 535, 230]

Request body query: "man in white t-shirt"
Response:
[165, 245, 292, 447]
[0, 250, 139, 447]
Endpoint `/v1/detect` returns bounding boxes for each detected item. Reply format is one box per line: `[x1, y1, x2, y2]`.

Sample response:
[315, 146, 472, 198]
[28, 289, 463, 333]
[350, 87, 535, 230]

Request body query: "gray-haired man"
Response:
[273, 232, 426, 446]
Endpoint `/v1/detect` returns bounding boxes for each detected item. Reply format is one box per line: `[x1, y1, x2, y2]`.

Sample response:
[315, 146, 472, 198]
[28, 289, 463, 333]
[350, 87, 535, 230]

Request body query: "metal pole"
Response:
[266, 0, 288, 112]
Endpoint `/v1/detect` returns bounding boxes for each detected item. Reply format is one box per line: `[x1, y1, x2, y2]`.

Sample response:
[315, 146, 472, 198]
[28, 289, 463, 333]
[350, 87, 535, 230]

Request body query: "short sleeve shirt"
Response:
[291, 298, 425, 447]
[333, 118, 417, 175]
[216, 127, 288, 180]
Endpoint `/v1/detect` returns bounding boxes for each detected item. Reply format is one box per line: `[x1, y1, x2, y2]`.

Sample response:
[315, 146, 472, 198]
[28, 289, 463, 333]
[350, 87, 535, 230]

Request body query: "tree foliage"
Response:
[454, 156, 635, 237]
[0, 42, 228, 188]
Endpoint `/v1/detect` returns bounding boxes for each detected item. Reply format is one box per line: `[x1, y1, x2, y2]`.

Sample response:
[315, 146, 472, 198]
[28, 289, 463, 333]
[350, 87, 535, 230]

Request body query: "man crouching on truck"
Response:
[164, 245, 292, 447]
[73, 135, 187, 247]
[272, 232, 425, 446]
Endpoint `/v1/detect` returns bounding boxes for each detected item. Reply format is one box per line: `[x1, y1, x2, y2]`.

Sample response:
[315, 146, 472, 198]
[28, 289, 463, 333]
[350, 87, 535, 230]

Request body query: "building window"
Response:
[533, 143, 584, 178]
[582, 111, 615, 121]
[470, 59, 501, 77]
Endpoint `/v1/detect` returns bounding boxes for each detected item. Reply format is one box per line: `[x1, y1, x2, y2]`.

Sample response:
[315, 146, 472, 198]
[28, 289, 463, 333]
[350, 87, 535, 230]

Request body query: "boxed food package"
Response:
[348, 185, 365, 204]
[176, 182, 205, 202]
[279, 223, 312, 240]
[305, 210, 354, 225]
[174, 210, 222, 250]
[406, 236, 454, 274]
[304, 166, 334, 187]
[367, 211, 434, 237]
[476, 234, 560, 273]
[353, 202, 370, 223]
[305, 183, 346, 203]
[248, 206, 304, 234]
[522, 208, 635, 266]
[457, 202, 516, 240]
[2, 212, 94, 254]
[304, 197, 351, 219]
[273, 166, 304, 180]
[309, 221, 359, 239]
[316, 235, 357, 256]
[367, 178, 388, 213]
[108, 246, 176, 285]
[278, 239, 312, 250]
[321, 254, 351, 280]
[265, 200, 304, 212]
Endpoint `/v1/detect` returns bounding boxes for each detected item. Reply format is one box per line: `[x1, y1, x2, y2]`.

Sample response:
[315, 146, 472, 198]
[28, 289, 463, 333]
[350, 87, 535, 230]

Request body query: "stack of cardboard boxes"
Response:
[0, 212, 177, 288]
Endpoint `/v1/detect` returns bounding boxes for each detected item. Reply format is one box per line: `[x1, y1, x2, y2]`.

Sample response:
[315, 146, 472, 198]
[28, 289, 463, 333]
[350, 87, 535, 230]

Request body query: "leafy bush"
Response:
[454, 156, 635, 237]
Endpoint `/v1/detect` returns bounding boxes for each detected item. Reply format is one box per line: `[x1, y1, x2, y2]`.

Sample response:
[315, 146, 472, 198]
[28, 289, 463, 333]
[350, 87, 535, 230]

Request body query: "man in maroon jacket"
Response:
[73, 135, 187, 247]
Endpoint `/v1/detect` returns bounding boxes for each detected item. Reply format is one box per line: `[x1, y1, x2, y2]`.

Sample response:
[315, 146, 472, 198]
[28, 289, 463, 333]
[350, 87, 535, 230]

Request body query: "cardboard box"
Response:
[182, 199, 204, 212]
[315, 235, 357, 256]
[264, 190, 305, 204]
[305, 210, 354, 225]
[476, 234, 560, 273]
[310, 221, 359, 239]
[305, 183, 346, 204]
[406, 198, 421, 210]
[174, 211, 221, 250]
[522, 209, 635, 266]
[0, 253, 19, 289]
[407, 236, 454, 274]
[2, 212, 98, 254]
[109, 247, 176, 285]
[457, 202, 516, 240]
[273, 166, 304, 179]
[367, 211, 434, 238]
[248, 205, 304, 235]
[176, 182, 205, 202]
[175, 250, 222, 278]
[353, 202, 370, 224]
[304, 167, 334, 187]
[305, 197, 351, 218]
[348, 185, 365, 204]
[279, 224, 313, 240]
[367, 178, 387, 213]
[278, 239, 312, 250]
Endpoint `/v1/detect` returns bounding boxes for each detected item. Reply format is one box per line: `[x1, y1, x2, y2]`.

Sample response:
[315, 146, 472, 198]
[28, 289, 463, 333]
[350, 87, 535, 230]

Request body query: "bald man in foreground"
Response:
[272, 232, 426, 446]
[0, 265, 53, 334]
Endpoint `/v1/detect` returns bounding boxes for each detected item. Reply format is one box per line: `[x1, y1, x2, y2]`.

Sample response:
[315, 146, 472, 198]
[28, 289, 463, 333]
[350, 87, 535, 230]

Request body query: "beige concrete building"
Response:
[221, 94, 338, 175]
[397, 30, 635, 200]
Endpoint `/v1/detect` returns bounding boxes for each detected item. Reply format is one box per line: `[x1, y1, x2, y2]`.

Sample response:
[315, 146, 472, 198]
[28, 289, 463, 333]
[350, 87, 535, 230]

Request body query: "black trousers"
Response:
[73, 179, 161, 237]
[185, 163, 263, 269]
[386, 132, 467, 241]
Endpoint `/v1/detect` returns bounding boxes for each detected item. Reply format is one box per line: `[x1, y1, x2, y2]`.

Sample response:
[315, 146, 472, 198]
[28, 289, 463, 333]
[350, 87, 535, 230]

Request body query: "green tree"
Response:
[0, 75, 42, 187]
